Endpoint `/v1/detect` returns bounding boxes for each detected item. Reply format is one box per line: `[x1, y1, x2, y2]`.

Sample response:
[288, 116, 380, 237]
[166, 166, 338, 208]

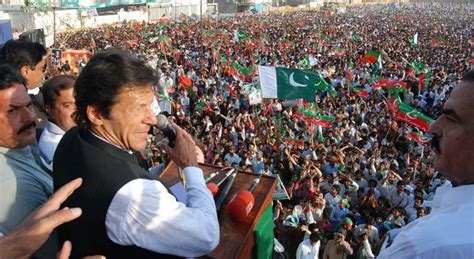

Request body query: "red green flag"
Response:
[295, 112, 334, 127]
[346, 68, 353, 82]
[280, 39, 296, 49]
[367, 75, 383, 84]
[358, 50, 380, 64]
[386, 80, 408, 94]
[391, 80, 408, 88]
[302, 116, 334, 127]
[385, 96, 400, 115]
[334, 48, 346, 56]
[431, 37, 448, 48]
[178, 76, 192, 88]
[409, 61, 426, 75]
[405, 131, 432, 144]
[279, 137, 304, 148]
[372, 78, 391, 89]
[178, 76, 194, 95]
[392, 101, 434, 132]
[418, 72, 431, 90]
[298, 105, 320, 118]
[353, 86, 369, 97]
[195, 101, 209, 111]
[314, 31, 332, 46]
[230, 62, 256, 82]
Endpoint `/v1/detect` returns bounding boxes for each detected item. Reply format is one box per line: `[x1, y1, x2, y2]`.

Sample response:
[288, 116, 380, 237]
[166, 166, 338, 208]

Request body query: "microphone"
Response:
[207, 168, 234, 196]
[205, 169, 222, 183]
[215, 168, 238, 212]
[226, 175, 262, 222]
[155, 114, 176, 148]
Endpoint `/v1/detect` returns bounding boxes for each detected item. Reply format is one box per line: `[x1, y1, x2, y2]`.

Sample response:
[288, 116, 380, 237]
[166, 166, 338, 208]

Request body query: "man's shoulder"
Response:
[387, 204, 474, 255]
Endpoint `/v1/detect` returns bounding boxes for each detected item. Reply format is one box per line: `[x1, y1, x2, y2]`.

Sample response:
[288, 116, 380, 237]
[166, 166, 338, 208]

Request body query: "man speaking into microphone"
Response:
[53, 49, 219, 258]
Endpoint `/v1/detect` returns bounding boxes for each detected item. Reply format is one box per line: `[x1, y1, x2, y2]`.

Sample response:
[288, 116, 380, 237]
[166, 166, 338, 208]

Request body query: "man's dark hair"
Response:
[0, 39, 47, 70]
[308, 223, 319, 232]
[42, 75, 76, 109]
[0, 64, 27, 90]
[309, 232, 320, 243]
[462, 70, 474, 82]
[365, 216, 375, 225]
[74, 49, 157, 127]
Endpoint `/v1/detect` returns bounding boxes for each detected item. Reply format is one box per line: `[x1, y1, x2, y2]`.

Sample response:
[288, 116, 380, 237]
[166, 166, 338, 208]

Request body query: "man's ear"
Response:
[44, 105, 52, 114]
[20, 65, 30, 79]
[86, 105, 105, 126]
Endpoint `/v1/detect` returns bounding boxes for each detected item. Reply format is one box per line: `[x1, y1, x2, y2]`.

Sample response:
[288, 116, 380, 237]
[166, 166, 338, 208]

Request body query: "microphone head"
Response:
[226, 190, 255, 222]
[155, 114, 170, 130]
[207, 182, 219, 197]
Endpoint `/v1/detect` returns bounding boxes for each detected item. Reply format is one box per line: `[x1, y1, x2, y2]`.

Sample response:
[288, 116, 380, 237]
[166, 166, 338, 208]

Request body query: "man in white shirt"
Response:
[296, 233, 320, 259]
[38, 75, 76, 169]
[388, 181, 409, 208]
[378, 71, 474, 258]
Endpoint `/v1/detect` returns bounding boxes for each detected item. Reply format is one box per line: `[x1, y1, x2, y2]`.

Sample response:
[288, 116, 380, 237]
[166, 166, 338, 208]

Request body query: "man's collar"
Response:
[45, 120, 65, 135]
[28, 87, 40, 95]
[424, 185, 474, 209]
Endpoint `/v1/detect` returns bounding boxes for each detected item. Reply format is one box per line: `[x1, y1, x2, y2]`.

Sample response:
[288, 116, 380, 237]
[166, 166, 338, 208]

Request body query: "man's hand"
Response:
[0, 178, 83, 259]
[160, 124, 199, 168]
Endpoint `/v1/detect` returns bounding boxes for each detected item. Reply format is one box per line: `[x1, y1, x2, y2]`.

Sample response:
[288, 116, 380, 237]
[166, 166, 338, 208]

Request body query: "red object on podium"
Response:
[159, 162, 277, 258]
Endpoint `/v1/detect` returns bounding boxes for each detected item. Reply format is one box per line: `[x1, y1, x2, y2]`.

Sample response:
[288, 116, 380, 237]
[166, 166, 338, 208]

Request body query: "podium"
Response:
[159, 162, 278, 258]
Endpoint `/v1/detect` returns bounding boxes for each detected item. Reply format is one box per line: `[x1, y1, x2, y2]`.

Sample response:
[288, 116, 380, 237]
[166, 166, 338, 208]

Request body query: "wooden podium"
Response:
[159, 162, 277, 259]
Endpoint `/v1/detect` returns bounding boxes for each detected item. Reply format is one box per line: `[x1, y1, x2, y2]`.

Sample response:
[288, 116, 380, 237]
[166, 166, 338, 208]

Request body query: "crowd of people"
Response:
[55, 3, 472, 257]
[1, 2, 473, 258]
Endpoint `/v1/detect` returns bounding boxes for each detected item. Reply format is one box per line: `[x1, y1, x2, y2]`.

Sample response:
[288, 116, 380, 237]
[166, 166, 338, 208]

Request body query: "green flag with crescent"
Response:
[258, 66, 331, 102]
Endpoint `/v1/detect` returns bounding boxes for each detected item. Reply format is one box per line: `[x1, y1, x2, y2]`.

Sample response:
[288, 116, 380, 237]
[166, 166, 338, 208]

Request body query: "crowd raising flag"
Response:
[258, 66, 332, 102]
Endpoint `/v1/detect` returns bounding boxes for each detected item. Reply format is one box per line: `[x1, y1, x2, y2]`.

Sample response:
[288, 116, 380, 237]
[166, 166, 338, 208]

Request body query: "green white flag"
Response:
[258, 66, 325, 102]
[308, 54, 318, 66]
[411, 33, 418, 47]
[298, 58, 309, 68]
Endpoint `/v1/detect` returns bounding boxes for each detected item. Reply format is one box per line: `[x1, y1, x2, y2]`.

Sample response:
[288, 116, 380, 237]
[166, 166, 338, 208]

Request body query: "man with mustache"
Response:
[0, 64, 56, 258]
[378, 70, 474, 258]
[53, 50, 219, 258]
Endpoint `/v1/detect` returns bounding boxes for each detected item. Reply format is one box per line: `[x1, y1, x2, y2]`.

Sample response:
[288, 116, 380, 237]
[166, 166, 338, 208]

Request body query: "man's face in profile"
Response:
[429, 81, 474, 185]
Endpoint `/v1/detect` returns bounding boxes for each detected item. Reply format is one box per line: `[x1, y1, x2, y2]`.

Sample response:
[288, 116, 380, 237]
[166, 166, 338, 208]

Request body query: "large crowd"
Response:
[5, 2, 473, 259]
